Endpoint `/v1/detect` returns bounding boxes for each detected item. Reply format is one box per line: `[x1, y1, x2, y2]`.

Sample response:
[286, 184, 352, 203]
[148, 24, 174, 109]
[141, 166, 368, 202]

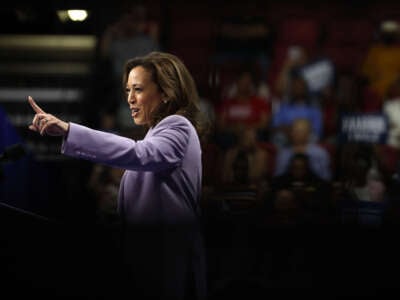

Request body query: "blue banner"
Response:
[339, 113, 388, 144]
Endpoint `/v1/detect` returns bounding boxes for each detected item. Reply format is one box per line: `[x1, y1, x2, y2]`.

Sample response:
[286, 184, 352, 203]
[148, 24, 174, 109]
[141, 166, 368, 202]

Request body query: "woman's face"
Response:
[126, 66, 163, 126]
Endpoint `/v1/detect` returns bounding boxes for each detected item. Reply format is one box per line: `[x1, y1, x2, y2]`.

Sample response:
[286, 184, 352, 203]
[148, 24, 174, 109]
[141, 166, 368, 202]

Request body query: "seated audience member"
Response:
[99, 3, 160, 130]
[383, 77, 400, 149]
[270, 153, 334, 225]
[215, 69, 271, 148]
[268, 188, 304, 227]
[274, 118, 331, 181]
[335, 143, 388, 227]
[210, 128, 270, 215]
[272, 74, 323, 147]
[221, 127, 270, 184]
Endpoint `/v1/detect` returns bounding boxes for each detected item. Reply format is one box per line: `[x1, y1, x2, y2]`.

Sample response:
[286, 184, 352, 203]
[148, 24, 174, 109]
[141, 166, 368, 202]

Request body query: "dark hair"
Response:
[237, 65, 257, 83]
[288, 153, 311, 168]
[285, 153, 315, 177]
[123, 51, 209, 140]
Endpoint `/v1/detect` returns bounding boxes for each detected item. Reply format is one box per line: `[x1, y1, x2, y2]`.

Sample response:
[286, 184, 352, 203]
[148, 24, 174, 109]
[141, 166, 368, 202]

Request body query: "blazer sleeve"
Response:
[61, 115, 190, 172]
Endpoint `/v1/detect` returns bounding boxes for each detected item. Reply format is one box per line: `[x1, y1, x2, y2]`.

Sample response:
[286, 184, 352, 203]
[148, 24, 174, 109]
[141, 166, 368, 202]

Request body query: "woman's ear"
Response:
[161, 93, 168, 104]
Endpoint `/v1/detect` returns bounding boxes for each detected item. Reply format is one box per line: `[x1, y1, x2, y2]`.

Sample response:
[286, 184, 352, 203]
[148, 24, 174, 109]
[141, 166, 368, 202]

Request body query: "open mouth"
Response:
[131, 108, 140, 117]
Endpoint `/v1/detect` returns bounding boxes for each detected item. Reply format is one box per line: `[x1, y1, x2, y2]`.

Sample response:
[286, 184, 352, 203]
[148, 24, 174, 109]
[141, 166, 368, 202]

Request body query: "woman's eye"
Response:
[135, 88, 142, 92]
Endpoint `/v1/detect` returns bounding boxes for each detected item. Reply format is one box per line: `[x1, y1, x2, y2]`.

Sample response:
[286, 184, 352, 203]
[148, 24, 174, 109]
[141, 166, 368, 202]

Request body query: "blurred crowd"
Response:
[86, 3, 400, 230]
[203, 17, 400, 230]
[4, 2, 400, 296]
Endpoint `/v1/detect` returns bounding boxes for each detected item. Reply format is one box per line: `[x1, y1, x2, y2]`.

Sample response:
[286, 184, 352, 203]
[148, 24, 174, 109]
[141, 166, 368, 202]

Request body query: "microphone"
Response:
[0, 143, 26, 163]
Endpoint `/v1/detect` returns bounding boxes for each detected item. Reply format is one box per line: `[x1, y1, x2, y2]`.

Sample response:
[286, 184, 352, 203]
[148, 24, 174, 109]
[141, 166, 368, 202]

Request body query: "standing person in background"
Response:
[28, 52, 207, 300]
[99, 2, 160, 130]
[361, 20, 400, 102]
[99, 3, 160, 78]
[274, 45, 308, 99]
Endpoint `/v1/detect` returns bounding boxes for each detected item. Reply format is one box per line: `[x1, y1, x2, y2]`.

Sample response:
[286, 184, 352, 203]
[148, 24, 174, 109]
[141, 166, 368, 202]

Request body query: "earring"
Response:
[163, 99, 168, 104]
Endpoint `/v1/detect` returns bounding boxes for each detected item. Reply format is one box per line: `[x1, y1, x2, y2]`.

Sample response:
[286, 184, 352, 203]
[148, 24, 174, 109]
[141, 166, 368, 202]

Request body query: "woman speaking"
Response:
[28, 52, 207, 300]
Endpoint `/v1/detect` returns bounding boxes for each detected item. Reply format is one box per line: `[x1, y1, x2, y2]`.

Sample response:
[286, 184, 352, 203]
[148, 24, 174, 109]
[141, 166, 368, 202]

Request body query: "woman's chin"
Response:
[133, 117, 144, 126]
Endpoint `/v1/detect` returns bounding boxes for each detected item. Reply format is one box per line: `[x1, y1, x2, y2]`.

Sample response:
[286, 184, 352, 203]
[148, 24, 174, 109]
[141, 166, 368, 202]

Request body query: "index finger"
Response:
[28, 96, 45, 114]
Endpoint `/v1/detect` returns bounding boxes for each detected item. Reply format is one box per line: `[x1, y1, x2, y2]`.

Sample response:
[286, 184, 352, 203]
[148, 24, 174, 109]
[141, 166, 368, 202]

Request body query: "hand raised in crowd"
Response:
[28, 96, 69, 137]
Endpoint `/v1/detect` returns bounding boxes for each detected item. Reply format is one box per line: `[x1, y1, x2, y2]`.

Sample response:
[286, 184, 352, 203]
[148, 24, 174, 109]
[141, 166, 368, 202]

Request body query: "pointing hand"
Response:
[28, 96, 69, 136]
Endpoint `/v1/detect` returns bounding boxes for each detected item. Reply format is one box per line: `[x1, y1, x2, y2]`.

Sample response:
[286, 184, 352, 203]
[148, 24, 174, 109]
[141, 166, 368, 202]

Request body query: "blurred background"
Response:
[2, 0, 400, 298]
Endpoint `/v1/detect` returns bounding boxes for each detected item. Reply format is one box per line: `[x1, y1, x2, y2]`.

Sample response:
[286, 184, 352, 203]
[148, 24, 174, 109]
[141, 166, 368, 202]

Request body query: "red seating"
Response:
[169, 47, 212, 70]
[168, 2, 214, 20]
[169, 18, 215, 44]
[266, 2, 325, 22]
[276, 18, 321, 47]
[267, 44, 289, 89]
[325, 19, 375, 47]
[323, 46, 368, 73]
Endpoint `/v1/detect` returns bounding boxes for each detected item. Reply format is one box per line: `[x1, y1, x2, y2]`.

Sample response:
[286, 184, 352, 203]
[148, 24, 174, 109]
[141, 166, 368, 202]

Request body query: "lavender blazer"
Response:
[61, 114, 206, 300]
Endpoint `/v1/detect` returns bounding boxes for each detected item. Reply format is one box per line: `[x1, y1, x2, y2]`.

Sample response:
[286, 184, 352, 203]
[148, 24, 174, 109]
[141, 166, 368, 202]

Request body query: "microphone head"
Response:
[0, 144, 26, 162]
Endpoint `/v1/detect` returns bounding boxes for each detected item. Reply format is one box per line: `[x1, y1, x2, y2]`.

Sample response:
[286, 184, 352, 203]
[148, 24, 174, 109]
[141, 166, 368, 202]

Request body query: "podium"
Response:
[0, 202, 61, 295]
[0, 201, 123, 299]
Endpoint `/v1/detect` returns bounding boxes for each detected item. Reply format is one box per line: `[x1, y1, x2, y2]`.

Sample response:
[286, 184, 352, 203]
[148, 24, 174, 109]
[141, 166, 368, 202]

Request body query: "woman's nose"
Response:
[128, 91, 136, 104]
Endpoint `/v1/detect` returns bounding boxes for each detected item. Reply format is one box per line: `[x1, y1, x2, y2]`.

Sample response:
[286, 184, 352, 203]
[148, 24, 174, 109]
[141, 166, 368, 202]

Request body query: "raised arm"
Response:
[61, 115, 190, 172]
